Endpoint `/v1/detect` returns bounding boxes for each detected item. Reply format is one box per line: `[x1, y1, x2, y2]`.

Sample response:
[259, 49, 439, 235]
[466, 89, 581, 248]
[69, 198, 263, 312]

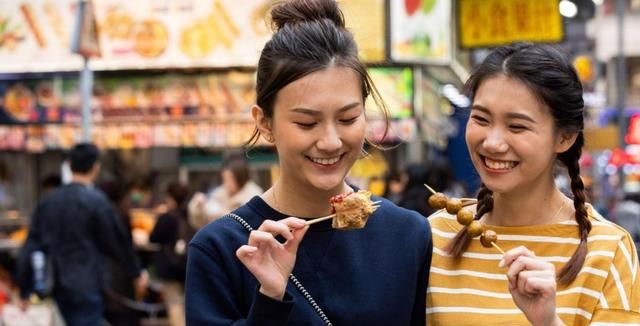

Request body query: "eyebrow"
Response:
[290, 102, 361, 116]
[471, 104, 537, 123]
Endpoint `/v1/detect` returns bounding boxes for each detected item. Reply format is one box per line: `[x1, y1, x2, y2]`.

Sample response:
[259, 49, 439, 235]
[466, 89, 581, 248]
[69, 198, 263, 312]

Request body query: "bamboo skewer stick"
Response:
[305, 214, 335, 225]
[424, 184, 437, 195]
[492, 242, 505, 255]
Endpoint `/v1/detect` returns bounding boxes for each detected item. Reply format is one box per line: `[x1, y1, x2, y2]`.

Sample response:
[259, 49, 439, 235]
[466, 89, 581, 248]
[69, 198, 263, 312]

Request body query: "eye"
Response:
[294, 122, 317, 129]
[470, 114, 489, 125]
[339, 116, 359, 124]
[509, 124, 527, 132]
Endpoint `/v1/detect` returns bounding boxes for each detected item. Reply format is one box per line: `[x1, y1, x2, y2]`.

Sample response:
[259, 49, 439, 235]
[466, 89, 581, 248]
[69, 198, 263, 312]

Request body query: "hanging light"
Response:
[559, 0, 578, 18]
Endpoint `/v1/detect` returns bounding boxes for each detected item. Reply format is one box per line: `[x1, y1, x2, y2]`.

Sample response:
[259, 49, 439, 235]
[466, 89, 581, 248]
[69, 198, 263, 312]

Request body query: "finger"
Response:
[499, 245, 536, 268]
[248, 230, 284, 250]
[257, 220, 295, 241]
[515, 270, 556, 296]
[285, 224, 310, 254]
[236, 245, 259, 264]
[522, 276, 556, 297]
[506, 256, 554, 289]
[279, 217, 307, 230]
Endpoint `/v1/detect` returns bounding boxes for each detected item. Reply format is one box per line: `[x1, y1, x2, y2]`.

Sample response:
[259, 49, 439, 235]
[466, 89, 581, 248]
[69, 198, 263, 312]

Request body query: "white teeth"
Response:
[484, 157, 517, 170]
[309, 156, 340, 165]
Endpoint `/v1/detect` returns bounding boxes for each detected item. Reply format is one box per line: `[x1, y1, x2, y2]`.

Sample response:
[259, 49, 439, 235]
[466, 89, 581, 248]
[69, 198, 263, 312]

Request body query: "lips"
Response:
[307, 154, 342, 166]
[482, 156, 519, 170]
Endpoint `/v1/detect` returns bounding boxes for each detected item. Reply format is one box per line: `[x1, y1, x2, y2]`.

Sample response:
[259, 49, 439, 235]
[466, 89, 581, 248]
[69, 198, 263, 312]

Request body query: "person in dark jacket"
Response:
[16, 143, 143, 326]
[149, 182, 193, 326]
[185, 1, 432, 324]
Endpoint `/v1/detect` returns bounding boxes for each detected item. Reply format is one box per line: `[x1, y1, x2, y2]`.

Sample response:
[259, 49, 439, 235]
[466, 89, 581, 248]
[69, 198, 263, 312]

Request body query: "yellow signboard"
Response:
[459, 0, 563, 48]
[341, 0, 386, 62]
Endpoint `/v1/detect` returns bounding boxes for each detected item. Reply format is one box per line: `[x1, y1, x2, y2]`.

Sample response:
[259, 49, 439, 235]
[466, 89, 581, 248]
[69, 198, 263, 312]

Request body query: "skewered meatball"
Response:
[467, 220, 484, 238]
[446, 198, 463, 214]
[428, 192, 448, 209]
[480, 230, 498, 248]
[456, 208, 474, 226]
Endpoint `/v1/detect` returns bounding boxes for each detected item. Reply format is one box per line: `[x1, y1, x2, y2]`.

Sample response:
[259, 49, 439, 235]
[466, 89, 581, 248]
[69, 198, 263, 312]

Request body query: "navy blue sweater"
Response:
[185, 196, 432, 325]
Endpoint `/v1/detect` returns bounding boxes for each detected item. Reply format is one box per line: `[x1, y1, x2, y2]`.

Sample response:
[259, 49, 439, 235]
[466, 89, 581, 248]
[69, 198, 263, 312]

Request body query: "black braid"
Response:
[557, 133, 590, 284]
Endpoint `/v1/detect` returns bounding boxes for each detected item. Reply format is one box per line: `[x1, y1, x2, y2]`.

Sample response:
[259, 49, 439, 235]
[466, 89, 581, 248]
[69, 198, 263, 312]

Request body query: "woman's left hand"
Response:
[501, 246, 564, 326]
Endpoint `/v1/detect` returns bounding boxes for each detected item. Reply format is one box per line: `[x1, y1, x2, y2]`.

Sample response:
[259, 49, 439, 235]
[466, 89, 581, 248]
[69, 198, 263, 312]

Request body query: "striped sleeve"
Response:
[591, 231, 640, 324]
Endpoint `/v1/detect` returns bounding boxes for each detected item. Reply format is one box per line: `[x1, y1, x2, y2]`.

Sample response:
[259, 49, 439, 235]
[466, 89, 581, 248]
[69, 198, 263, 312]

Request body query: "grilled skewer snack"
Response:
[305, 190, 379, 229]
[425, 184, 503, 251]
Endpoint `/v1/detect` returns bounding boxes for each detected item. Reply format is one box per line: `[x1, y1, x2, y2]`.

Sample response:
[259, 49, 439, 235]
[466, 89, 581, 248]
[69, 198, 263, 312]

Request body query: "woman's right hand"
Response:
[236, 217, 309, 300]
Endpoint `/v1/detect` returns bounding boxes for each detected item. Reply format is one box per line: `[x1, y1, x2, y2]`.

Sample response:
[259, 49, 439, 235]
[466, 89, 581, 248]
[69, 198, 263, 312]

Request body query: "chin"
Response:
[310, 177, 345, 192]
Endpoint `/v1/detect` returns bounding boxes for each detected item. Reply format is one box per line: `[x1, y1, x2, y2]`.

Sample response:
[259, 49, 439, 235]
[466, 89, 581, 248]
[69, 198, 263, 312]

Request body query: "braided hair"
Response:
[446, 43, 589, 284]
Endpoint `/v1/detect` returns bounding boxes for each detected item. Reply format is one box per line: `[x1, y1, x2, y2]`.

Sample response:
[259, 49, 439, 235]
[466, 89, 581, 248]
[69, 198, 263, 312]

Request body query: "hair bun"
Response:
[270, 0, 345, 31]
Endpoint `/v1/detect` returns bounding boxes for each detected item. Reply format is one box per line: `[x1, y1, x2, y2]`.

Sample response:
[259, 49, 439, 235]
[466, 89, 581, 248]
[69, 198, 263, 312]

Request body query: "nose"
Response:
[482, 128, 508, 153]
[316, 124, 342, 152]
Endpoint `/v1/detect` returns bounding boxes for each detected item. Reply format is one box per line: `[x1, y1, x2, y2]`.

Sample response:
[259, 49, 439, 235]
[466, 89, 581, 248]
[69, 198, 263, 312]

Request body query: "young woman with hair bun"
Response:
[185, 0, 432, 324]
[427, 43, 640, 325]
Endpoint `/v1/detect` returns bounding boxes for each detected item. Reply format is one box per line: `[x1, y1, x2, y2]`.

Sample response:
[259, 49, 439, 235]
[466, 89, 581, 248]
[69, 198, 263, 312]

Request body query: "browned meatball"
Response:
[428, 192, 448, 209]
[480, 230, 498, 248]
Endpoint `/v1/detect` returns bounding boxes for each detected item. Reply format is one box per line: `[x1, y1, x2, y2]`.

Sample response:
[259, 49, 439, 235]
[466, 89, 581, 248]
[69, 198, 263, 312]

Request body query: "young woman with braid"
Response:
[427, 43, 640, 325]
[185, 0, 432, 324]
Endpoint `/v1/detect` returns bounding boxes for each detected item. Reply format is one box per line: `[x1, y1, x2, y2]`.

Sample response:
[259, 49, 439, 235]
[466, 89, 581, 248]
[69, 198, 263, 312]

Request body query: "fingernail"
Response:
[498, 259, 505, 268]
[294, 219, 306, 227]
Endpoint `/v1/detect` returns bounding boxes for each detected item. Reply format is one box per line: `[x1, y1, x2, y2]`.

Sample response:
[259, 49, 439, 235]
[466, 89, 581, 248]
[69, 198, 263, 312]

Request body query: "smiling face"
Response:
[254, 65, 366, 193]
[466, 74, 572, 195]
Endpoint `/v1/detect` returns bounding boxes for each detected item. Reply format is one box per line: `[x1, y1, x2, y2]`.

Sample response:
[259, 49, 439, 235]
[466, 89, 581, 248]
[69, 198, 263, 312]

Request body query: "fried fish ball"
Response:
[467, 220, 484, 238]
[446, 198, 463, 214]
[428, 192, 448, 209]
[480, 230, 498, 248]
[456, 208, 474, 226]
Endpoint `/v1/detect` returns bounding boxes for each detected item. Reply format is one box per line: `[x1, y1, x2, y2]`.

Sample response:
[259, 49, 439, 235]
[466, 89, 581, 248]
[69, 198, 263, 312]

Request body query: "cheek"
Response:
[465, 124, 482, 149]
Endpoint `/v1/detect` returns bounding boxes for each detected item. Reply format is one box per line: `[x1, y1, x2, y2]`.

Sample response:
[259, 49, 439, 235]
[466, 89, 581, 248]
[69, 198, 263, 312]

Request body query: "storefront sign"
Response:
[390, 0, 452, 64]
[459, 0, 563, 48]
[341, 0, 385, 63]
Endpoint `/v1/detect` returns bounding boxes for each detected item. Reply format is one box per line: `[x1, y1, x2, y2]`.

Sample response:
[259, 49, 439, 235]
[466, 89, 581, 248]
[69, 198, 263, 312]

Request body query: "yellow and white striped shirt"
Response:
[427, 205, 640, 325]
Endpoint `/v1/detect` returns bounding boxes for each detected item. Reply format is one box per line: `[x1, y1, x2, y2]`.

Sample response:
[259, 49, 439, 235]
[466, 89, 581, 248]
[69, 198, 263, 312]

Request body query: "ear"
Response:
[555, 131, 578, 153]
[251, 105, 274, 143]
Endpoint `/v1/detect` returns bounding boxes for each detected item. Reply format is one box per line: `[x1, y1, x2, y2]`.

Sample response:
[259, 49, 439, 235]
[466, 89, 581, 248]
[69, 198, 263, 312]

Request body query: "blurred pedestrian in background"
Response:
[382, 170, 406, 204]
[398, 164, 430, 216]
[187, 153, 262, 229]
[149, 182, 193, 326]
[39, 174, 61, 198]
[16, 143, 145, 326]
[100, 180, 144, 326]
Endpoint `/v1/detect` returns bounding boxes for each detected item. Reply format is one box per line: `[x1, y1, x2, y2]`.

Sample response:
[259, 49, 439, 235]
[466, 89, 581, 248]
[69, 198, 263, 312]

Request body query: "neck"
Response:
[264, 179, 352, 219]
[484, 179, 572, 227]
[71, 174, 94, 186]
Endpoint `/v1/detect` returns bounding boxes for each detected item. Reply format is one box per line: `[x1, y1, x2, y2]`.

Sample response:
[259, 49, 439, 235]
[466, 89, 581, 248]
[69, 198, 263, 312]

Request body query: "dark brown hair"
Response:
[246, 0, 389, 148]
[447, 43, 589, 285]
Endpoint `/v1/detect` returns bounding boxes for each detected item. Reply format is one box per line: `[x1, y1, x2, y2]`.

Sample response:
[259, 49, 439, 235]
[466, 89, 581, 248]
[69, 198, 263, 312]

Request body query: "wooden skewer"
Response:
[305, 214, 335, 225]
[491, 242, 505, 255]
[424, 184, 437, 195]
[305, 204, 380, 225]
